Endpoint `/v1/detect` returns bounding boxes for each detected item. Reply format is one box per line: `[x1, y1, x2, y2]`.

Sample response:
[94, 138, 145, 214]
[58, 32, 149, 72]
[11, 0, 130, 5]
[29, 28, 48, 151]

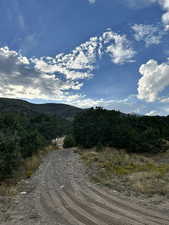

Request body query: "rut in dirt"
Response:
[35, 149, 169, 225]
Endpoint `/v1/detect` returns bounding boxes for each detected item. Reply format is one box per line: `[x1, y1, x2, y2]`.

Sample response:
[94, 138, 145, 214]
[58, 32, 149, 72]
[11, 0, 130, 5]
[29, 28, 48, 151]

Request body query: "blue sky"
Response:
[1, 0, 169, 115]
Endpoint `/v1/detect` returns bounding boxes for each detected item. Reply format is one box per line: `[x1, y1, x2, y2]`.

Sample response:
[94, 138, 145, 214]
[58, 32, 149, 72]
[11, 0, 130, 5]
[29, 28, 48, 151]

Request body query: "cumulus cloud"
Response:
[131, 24, 164, 47]
[137, 59, 169, 102]
[154, 0, 169, 30]
[162, 11, 169, 29]
[100, 30, 136, 64]
[0, 29, 135, 102]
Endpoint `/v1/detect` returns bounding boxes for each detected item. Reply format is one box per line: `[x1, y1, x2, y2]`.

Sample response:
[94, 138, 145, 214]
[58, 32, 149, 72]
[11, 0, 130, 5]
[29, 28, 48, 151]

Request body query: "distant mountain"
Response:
[0, 98, 83, 119]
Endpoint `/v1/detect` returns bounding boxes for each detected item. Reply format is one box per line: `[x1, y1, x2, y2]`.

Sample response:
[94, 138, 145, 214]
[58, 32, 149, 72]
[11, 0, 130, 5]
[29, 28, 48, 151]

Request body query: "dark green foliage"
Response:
[0, 134, 21, 179]
[96, 143, 104, 152]
[0, 112, 71, 180]
[63, 135, 75, 148]
[73, 107, 169, 153]
[19, 129, 46, 158]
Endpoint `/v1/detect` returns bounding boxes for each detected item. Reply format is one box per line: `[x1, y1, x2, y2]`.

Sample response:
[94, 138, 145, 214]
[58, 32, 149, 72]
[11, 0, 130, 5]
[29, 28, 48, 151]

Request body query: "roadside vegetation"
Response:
[63, 134, 75, 148]
[73, 107, 169, 153]
[80, 148, 169, 196]
[0, 111, 71, 192]
[2, 105, 169, 197]
[69, 107, 169, 197]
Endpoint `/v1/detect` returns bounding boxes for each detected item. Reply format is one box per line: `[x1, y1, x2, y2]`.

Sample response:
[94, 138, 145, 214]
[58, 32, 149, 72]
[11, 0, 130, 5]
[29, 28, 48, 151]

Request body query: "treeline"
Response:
[72, 107, 169, 153]
[0, 112, 71, 180]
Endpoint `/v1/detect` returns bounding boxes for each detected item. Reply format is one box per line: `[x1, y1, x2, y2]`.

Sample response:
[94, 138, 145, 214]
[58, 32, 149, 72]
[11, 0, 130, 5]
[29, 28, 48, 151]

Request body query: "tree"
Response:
[0, 134, 20, 179]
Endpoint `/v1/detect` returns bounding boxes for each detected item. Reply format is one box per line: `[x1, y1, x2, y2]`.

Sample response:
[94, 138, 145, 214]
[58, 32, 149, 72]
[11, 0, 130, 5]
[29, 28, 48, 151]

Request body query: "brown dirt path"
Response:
[1, 149, 169, 225]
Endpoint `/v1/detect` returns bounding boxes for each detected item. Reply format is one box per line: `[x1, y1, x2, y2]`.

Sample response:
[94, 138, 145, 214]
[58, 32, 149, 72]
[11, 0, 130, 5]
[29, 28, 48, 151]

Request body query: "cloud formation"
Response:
[101, 30, 136, 64]
[131, 24, 164, 47]
[128, 0, 169, 30]
[145, 110, 159, 116]
[31, 30, 135, 82]
[0, 47, 167, 115]
[88, 0, 96, 3]
[31, 36, 99, 81]
[137, 59, 169, 102]
[156, 0, 169, 30]
[0, 30, 135, 102]
[0, 47, 83, 100]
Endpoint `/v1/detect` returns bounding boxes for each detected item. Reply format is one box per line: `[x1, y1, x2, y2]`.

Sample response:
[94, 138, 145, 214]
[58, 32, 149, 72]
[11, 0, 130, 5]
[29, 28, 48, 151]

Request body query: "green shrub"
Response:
[96, 143, 104, 152]
[63, 135, 75, 148]
[0, 135, 20, 179]
[73, 107, 168, 154]
[0, 112, 71, 181]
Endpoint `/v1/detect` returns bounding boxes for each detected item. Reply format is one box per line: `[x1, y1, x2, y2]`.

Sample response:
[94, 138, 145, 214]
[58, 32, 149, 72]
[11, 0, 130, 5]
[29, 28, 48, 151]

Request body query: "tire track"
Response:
[63, 188, 143, 225]
[49, 157, 109, 225]
[35, 157, 72, 225]
[40, 154, 102, 225]
[68, 151, 168, 225]
[69, 149, 169, 224]
[41, 162, 86, 225]
[35, 149, 169, 225]
[87, 184, 169, 224]
[62, 155, 145, 225]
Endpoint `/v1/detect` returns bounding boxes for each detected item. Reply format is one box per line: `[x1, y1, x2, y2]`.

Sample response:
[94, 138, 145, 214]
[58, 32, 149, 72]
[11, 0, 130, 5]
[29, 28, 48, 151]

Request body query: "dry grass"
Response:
[23, 154, 41, 178]
[80, 148, 169, 196]
[129, 171, 169, 195]
[22, 144, 58, 178]
[0, 182, 18, 196]
[20, 144, 57, 178]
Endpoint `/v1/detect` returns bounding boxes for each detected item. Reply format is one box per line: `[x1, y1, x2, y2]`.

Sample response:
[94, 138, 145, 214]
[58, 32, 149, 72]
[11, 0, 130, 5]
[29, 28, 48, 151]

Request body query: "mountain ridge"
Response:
[0, 98, 83, 119]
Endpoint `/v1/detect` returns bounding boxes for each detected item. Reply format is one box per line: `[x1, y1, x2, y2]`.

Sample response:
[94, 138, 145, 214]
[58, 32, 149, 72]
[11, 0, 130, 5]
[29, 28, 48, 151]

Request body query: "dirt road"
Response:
[1, 149, 169, 225]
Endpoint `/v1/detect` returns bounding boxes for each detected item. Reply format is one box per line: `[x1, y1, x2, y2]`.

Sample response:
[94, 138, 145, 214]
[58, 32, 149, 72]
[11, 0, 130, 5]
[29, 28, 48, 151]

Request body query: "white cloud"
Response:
[157, 0, 169, 30]
[145, 110, 159, 116]
[69, 95, 138, 110]
[71, 94, 169, 116]
[31, 36, 98, 81]
[88, 0, 96, 4]
[160, 97, 169, 102]
[131, 24, 164, 47]
[137, 59, 169, 102]
[31, 30, 135, 81]
[128, 0, 169, 30]
[162, 11, 169, 30]
[0, 47, 83, 100]
[0, 29, 135, 103]
[100, 30, 136, 64]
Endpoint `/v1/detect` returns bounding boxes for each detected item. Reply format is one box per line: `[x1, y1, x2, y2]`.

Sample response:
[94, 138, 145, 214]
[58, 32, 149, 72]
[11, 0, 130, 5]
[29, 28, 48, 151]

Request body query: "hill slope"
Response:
[0, 98, 83, 119]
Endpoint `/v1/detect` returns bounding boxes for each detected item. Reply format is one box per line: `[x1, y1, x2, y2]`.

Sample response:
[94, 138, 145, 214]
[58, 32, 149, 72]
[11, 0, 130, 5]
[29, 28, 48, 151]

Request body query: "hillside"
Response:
[0, 98, 83, 120]
[73, 107, 169, 152]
